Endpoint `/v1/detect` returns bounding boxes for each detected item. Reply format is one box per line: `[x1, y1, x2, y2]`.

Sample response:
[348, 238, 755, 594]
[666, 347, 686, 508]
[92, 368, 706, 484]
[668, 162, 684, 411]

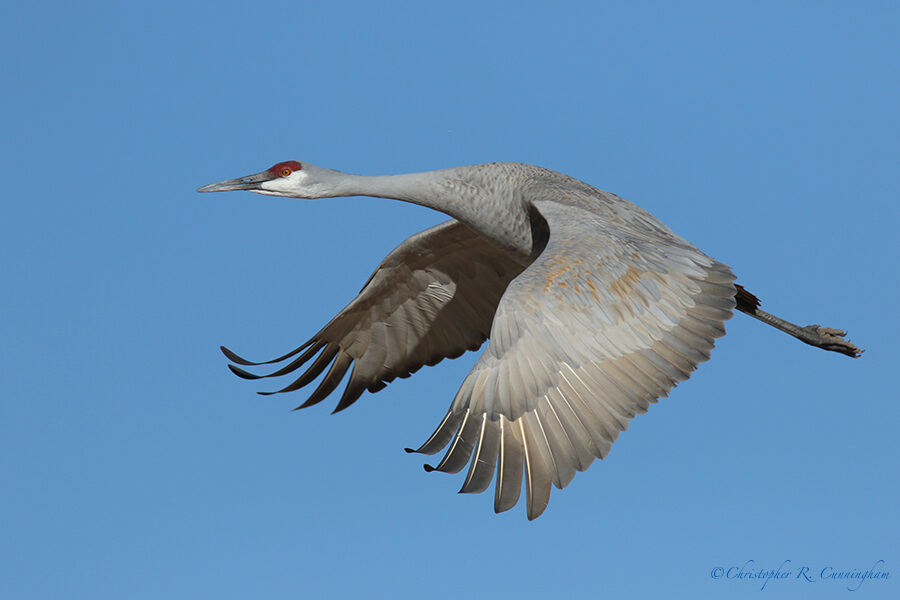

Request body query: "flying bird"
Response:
[198, 161, 861, 519]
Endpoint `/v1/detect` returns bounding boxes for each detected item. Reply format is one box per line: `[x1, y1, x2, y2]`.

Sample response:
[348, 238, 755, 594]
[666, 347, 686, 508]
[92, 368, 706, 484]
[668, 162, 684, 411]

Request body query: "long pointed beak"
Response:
[197, 170, 275, 193]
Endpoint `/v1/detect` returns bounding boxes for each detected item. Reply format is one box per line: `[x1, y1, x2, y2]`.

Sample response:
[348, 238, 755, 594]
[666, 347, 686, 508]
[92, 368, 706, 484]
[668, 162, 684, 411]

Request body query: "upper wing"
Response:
[408, 200, 737, 519]
[223, 219, 527, 412]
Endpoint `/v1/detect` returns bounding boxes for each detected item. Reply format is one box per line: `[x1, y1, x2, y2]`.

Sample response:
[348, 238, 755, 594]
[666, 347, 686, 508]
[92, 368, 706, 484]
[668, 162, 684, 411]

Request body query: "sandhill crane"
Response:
[198, 161, 861, 519]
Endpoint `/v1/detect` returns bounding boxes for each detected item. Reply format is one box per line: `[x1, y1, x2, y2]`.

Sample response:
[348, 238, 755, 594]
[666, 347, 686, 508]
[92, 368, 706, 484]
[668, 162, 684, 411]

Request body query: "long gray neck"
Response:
[330, 171, 447, 206]
[320, 166, 535, 261]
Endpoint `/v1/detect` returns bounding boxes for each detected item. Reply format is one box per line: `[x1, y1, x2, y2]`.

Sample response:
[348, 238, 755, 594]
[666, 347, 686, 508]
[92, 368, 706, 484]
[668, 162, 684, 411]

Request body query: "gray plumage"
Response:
[199, 161, 861, 519]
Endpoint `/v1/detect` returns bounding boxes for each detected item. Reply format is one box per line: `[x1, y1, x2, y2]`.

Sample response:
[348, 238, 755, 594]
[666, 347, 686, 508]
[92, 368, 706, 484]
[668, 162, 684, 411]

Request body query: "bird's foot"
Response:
[800, 325, 864, 358]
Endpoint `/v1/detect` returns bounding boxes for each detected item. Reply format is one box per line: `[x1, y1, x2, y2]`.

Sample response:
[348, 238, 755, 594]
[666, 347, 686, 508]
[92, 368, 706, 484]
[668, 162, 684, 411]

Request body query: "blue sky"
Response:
[2, 2, 897, 598]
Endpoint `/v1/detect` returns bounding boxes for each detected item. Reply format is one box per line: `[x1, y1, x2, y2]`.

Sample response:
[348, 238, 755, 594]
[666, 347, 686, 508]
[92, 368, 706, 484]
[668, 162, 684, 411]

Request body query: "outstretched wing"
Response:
[408, 200, 737, 519]
[223, 220, 527, 412]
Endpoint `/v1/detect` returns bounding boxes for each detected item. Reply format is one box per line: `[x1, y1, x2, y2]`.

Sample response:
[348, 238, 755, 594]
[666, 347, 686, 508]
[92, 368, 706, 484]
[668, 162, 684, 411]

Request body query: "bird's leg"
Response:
[734, 286, 863, 358]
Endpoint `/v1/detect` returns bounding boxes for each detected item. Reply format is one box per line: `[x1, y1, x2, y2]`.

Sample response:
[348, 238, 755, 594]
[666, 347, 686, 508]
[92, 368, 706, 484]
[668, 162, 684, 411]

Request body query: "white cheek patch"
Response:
[288, 170, 309, 186]
[259, 170, 309, 196]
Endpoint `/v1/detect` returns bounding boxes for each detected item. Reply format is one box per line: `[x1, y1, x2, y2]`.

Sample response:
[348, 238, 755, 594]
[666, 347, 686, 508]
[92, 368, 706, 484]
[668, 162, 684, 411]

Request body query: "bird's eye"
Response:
[281, 168, 292, 177]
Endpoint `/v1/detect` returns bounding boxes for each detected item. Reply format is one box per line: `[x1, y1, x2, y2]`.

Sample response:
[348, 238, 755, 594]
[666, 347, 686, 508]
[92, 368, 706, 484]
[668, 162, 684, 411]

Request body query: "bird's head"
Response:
[197, 161, 341, 198]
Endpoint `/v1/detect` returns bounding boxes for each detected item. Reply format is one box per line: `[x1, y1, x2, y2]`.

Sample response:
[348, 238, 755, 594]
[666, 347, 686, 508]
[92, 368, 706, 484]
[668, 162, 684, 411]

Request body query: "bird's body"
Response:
[199, 161, 860, 519]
